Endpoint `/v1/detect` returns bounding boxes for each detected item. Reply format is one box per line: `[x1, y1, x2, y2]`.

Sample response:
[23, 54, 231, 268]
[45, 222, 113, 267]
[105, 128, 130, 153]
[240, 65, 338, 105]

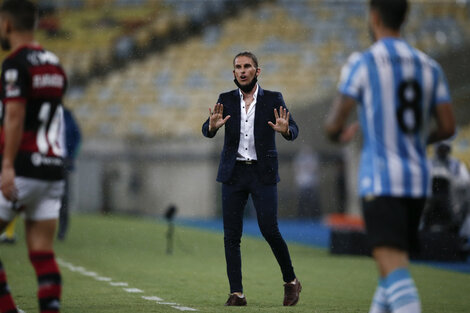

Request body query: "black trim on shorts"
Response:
[362, 196, 426, 253]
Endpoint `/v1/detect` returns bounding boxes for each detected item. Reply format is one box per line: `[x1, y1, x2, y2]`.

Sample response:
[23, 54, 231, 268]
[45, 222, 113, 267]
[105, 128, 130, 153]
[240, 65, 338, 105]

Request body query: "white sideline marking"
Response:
[124, 288, 144, 293]
[142, 296, 164, 301]
[172, 306, 199, 312]
[110, 282, 128, 287]
[57, 258, 198, 311]
[82, 271, 98, 277]
[57, 259, 71, 267]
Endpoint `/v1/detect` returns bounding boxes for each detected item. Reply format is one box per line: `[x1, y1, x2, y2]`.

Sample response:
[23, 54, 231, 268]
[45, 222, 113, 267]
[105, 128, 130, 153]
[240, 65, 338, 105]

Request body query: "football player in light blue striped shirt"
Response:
[325, 0, 455, 312]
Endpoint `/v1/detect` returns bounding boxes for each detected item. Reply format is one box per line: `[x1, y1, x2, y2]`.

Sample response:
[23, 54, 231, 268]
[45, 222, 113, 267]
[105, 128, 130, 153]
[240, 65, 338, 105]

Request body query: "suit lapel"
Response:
[232, 89, 241, 138]
[254, 86, 265, 134]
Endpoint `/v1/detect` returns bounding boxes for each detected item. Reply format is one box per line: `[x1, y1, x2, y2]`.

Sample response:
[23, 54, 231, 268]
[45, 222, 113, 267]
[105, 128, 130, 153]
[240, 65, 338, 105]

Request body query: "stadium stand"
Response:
[0, 0, 467, 141]
[454, 125, 470, 169]
[62, 0, 470, 140]
[4, 1, 467, 140]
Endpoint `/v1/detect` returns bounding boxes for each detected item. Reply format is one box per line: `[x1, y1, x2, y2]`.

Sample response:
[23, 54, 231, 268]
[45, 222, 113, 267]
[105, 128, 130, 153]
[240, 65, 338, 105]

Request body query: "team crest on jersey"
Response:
[4, 68, 20, 97]
[5, 69, 18, 83]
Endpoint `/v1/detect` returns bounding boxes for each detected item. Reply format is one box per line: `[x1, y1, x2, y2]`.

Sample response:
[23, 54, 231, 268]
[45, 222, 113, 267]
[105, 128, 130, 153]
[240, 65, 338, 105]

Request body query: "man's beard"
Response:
[0, 36, 11, 51]
[234, 75, 258, 93]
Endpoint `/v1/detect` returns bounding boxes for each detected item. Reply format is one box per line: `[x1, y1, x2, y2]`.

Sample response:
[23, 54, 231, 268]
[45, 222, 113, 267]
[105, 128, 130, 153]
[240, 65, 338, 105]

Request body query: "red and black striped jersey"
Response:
[0, 44, 67, 181]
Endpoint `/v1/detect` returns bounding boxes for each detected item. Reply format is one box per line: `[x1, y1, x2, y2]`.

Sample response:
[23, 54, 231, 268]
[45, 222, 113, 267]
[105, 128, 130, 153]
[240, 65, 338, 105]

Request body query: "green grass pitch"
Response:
[1, 213, 469, 312]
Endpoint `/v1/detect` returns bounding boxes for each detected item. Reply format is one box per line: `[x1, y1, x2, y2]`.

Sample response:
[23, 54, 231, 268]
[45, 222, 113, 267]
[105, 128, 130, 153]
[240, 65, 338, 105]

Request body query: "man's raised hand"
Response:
[268, 107, 290, 136]
[209, 103, 230, 133]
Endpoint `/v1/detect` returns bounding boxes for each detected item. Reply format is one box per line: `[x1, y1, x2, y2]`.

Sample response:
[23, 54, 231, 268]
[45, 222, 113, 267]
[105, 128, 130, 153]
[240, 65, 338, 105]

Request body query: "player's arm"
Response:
[427, 103, 455, 145]
[1, 100, 26, 201]
[325, 93, 358, 143]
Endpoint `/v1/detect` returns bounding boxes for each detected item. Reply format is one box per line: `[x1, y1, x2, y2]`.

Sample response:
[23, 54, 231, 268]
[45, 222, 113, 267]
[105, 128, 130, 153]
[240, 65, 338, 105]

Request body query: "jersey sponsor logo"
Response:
[31, 152, 63, 167]
[27, 51, 60, 66]
[33, 74, 64, 89]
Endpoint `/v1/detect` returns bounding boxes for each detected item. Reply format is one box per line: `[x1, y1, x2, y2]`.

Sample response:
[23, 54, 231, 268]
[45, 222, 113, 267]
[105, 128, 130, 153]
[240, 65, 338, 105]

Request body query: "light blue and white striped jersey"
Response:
[338, 37, 451, 198]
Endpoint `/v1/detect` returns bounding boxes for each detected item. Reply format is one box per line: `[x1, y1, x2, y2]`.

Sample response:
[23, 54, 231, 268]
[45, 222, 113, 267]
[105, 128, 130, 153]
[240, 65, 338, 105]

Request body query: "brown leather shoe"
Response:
[224, 293, 247, 306]
[283, 278, 302, 306]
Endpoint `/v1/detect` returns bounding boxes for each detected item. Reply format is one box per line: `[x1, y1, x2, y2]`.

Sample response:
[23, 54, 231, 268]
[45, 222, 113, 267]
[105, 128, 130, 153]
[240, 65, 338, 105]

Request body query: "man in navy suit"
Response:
[202, 52, 301, 307]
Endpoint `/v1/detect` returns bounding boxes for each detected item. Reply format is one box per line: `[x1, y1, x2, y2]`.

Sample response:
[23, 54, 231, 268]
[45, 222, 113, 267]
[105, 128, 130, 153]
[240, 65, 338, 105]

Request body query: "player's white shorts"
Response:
[0, 177, 65, 222]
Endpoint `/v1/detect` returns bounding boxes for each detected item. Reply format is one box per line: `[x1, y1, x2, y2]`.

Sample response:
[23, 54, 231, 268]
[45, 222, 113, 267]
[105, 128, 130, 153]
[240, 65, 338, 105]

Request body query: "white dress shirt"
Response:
[236, 85, 258, 161]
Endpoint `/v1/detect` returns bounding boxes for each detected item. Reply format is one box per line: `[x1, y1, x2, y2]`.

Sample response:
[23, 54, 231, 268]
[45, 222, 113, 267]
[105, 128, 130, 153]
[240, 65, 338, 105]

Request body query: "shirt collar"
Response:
[8, 43, 43, 59]
[239, 84, 259, 100]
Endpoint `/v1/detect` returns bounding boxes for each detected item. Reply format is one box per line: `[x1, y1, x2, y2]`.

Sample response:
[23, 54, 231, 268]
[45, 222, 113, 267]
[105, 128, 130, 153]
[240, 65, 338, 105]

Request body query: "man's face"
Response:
[233, 56, 259, 86]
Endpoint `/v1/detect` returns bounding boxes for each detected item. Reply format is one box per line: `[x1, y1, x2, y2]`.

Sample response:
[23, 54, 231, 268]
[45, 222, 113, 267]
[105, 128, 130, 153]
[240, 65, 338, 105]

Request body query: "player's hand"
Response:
[340, 122, 360, 143]
[209, 103, 230, 133]
[0, 166, 18, 202]
[268, 107, 290, 136]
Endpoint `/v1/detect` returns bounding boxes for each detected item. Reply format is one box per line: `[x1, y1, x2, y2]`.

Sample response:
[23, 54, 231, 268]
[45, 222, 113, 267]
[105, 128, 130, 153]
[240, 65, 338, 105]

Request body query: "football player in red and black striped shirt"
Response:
[0, 1, 66, 312]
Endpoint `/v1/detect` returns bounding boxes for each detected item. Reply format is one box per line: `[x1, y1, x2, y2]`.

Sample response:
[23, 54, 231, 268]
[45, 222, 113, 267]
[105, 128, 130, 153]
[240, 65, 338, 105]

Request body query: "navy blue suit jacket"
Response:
[202, 87, 299, 185]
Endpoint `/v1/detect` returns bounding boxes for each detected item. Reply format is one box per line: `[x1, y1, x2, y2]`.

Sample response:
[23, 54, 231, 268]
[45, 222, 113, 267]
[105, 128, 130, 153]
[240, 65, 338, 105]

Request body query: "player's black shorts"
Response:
[362, 196, 426, 252]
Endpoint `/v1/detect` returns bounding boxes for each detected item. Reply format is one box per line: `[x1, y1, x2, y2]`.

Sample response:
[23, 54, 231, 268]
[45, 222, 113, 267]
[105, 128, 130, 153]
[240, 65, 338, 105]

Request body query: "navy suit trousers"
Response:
[222, 162, 296, 293]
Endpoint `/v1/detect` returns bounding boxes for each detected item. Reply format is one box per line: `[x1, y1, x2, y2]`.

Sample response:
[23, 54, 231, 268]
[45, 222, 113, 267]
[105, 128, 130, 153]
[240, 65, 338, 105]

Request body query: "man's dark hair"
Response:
[0, 0, 38, 31]
[233, 51, 259, 69]
[370, 0, 408, 31]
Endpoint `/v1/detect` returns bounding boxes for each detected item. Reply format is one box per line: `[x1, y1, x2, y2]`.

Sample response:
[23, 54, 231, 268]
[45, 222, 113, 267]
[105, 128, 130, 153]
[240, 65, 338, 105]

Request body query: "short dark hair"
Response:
[0, 0, 38, 32]
[370, 0, 408, 31]
[233, 51, 259, 68]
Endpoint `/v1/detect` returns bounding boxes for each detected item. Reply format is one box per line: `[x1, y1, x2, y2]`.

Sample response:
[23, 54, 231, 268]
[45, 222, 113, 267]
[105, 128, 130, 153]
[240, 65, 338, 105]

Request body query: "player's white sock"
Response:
[369, 278, 389, 313]
[385, 268, 421, 313]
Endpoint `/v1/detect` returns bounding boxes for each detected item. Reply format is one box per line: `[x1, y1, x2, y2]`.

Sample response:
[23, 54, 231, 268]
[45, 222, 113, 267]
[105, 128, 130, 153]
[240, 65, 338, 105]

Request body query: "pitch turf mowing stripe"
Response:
[57, 258, 198, 312]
